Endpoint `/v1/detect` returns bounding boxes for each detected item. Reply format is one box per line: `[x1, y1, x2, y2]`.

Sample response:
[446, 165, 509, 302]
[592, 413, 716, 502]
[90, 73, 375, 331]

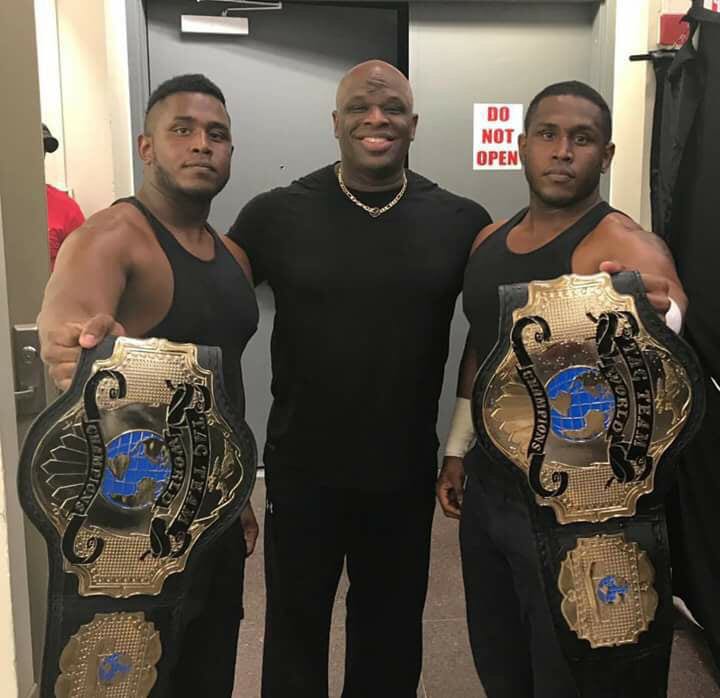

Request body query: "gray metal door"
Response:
[146, 0, 399, 459]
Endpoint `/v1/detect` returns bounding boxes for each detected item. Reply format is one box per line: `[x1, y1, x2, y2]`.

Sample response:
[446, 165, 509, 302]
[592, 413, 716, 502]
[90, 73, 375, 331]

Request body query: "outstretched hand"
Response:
[41, 313, 126, 391]
[598, 261, 671, 316]
[79, 313, 125, 349]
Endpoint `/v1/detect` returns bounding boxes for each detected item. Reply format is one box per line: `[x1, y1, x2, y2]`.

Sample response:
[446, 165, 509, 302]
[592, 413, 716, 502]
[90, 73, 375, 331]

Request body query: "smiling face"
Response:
[519, 94, 614, 208]
[139, 91, 233, 201]
[332, 61, 418, 184]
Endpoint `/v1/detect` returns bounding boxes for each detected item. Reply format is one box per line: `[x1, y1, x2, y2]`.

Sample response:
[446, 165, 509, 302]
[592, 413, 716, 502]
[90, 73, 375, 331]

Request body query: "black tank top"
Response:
[464, 201, 615, 364]
[463, 201, 616, 486]
[114, 197, 259, 415]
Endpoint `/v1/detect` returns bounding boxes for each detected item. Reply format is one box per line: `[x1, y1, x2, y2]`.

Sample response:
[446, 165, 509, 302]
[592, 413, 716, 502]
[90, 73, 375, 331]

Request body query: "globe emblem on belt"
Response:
[546, 366, 615, 443]
[101, 430, 171, 510]
[97, 651, 132, 685]
[596, 575, 629, 605]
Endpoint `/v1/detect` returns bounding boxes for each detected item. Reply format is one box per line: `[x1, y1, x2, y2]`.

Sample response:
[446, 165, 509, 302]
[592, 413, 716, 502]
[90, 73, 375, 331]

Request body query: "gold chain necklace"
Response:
[336, 166, 407, 218]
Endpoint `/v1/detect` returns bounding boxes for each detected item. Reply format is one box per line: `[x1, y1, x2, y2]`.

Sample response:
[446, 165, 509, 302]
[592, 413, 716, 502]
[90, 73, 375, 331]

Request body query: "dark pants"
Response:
[261, 476, 436, 698]
[169, 518, 247, 697]
[460, 469, 578, 698]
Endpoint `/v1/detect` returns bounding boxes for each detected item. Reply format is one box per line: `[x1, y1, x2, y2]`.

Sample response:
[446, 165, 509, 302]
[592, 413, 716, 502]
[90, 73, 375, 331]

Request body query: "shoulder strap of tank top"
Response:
[556, 201, 618, 269]
[498, 201, 616, 239]
[113, 196, 174, 243]
[496, 207, 530, 239]
[205, 224, 237, 266]
[574, 200, 616, 232]
[112, 196, 215, 258]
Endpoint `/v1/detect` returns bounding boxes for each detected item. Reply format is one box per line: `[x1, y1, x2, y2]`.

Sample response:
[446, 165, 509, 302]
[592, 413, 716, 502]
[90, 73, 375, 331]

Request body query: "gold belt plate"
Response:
[31, 337, 252, 597]
[558, 534, 658, 648]
[480, 273, 693, 524]
[55, 612, 161, 697]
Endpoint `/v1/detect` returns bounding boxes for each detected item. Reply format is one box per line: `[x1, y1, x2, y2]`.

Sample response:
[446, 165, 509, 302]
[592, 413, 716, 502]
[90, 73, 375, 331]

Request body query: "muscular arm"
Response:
[41, 211, 131, 324]
[38, 208, 135, 389]
[574, 214, 687, 315]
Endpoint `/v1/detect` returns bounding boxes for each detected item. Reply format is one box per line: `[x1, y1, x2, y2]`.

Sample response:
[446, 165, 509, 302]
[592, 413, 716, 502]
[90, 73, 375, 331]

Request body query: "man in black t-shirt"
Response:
[229, 60, 490, 697]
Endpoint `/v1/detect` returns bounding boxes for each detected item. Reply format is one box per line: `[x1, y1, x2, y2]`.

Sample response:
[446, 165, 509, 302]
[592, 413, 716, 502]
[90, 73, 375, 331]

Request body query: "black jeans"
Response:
[169, 517, 247, 697]
[261, 476, 436, 698]
[460, 467, 578, 698]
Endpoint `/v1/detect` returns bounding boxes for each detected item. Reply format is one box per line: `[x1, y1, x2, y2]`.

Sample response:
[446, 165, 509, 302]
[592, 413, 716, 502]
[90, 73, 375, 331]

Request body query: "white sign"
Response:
[180, 15, 250, 35]
[473, 103, 524, 171]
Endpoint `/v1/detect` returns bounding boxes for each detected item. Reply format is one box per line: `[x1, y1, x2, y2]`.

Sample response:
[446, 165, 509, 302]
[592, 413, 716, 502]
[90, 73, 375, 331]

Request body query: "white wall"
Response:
[33, 0, 134, 215]
[609, 0, 659, 227]
[104, 0, 135, 201]
[34, 0, 66, 192]
[56, 0, 115, 215]
[663, 0, 691, 12]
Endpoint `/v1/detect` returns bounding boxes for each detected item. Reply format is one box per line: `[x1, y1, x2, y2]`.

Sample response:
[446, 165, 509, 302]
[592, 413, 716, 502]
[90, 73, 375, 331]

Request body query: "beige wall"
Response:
[663, 0, 692, 12]
[609, 0, 658, 228]
[104, 0, 135, 200]
[57, 0, 116, 216]
[34, 0, 134, 216]
[34, 0, 66, 192]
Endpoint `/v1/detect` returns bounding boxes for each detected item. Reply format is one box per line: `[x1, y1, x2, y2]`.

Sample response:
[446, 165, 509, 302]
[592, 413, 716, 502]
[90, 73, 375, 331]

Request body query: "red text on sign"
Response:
[487, 106, 510, 121]
[481, 128, 515, 144]
[476, 150, 519, 167]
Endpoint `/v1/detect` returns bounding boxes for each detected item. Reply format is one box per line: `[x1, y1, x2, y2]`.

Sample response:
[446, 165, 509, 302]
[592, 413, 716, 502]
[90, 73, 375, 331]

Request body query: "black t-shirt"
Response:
[229, 164, 491, 491]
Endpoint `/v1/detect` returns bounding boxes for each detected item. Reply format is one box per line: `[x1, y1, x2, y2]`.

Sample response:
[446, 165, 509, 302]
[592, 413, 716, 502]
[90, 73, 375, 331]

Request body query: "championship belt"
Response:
[18, 337, 257, 697]
[472, 273, 705, 697]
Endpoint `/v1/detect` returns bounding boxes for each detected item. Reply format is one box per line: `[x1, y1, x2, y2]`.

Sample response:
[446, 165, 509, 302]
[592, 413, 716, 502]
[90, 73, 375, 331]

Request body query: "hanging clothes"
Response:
[662, 1, 720, 678]
[649, 25, 704, 238]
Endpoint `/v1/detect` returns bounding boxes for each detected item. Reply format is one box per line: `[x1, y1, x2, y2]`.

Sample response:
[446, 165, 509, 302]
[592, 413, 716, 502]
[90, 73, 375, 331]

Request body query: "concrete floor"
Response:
[233, 477, 720, 697]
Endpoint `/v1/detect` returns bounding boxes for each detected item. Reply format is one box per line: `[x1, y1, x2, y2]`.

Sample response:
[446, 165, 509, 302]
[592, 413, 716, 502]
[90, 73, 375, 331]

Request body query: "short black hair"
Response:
[144, 74, 227, 131]
[524, 81, 612, 143]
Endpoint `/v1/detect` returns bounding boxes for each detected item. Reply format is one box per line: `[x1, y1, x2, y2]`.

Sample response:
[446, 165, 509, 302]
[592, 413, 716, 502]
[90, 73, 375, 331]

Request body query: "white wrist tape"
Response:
[444, 397, 476, 458]
[666, 297, 683, 334]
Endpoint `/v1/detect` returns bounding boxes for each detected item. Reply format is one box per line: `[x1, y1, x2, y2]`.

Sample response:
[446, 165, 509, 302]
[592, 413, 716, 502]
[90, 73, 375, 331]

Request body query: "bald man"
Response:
[229, 61, 491, 697]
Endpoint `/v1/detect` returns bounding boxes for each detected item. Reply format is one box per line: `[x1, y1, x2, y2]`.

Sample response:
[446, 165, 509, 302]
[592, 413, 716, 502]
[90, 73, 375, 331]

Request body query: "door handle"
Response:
[12, 324, 46, 417]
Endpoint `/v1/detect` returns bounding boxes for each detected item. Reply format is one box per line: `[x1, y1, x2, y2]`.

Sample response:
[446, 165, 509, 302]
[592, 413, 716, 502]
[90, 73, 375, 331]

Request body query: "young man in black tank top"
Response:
[38, 75, 258, 697]
[437, 82, 687, 697]
[228, 60, 491, 697]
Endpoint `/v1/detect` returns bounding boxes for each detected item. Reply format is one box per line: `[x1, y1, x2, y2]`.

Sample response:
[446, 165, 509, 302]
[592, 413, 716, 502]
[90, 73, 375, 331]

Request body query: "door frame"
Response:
[0, 195, 36, 698]
[0, 0, 50, 695]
